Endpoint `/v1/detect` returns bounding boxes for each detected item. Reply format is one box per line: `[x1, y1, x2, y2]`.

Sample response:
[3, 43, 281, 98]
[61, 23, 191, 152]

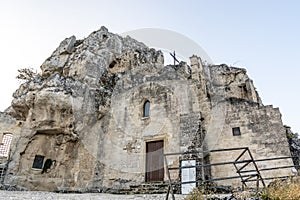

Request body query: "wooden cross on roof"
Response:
[169, 51, 179, 66]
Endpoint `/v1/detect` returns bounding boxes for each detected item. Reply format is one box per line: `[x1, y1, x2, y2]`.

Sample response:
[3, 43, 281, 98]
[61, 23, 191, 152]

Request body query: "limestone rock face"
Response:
[5, 26, 164, 191]
[0, 27, 294, 192]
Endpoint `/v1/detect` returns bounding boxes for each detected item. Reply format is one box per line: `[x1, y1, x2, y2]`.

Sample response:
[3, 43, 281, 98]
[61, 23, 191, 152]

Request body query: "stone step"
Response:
[112, 182, 170, 194]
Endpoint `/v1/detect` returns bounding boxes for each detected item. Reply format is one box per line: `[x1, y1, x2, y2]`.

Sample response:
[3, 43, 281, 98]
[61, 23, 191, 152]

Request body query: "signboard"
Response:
[181, 160, 196, 194]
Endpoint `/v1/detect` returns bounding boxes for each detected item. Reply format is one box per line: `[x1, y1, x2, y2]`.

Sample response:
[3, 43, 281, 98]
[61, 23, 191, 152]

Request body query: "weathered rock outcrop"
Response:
[285, 126, 300, 168]
[0, 26, 295, 192]
[5, 26, 165, 191]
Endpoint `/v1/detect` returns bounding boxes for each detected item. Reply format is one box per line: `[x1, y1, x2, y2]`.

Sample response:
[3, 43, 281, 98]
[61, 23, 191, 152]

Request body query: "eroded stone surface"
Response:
[0, 26, 295, 192]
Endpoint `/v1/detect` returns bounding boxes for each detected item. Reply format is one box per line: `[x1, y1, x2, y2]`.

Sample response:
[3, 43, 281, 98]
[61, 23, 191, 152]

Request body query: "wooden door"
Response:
[146, 140, 164, 182]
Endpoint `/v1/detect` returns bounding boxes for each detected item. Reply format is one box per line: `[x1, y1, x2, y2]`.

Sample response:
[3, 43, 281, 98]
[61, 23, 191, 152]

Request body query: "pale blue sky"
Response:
[0, 0, 299, 132]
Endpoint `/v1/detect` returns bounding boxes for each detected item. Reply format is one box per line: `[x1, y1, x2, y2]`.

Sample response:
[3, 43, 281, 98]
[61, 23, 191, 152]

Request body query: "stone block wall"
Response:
[208, 100, 293, 187]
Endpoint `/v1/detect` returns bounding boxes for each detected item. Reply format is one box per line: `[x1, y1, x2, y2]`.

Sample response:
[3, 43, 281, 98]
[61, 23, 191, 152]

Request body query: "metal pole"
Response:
[164, 155, 175, 200]
[201, 146, 207, 200]
[247, 149, 266, 188]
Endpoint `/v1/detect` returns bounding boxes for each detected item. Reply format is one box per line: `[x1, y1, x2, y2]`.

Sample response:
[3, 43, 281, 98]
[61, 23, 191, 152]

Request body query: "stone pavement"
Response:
[0, 191, 187, 200]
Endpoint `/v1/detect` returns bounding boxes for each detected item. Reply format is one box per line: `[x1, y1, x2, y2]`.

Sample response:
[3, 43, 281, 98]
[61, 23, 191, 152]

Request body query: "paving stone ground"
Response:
[0, 191, 188, 200]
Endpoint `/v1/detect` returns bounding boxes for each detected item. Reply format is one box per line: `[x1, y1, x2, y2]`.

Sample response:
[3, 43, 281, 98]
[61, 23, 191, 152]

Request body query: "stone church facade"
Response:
[0, 27, 294, 192]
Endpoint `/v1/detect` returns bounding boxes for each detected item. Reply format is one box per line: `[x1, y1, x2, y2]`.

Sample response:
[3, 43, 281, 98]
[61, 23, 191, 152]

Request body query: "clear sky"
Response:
[0, 0, 299, 133]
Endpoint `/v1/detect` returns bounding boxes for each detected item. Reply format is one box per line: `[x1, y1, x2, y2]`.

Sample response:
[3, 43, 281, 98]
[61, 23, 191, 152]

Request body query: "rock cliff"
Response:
[0, 26, 296, 192]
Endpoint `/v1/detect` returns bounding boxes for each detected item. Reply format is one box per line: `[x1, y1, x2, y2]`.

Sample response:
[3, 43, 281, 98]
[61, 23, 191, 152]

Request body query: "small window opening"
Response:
[232, 127, 241, 136]
[143, 100, 150, 117]
[32, 155, 45, 169]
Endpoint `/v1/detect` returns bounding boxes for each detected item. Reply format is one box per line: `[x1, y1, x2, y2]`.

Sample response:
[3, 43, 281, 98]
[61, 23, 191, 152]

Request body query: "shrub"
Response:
[184, 187, 204, 200]
[16, 68, 39, 82]
[262, 177, 300, 200]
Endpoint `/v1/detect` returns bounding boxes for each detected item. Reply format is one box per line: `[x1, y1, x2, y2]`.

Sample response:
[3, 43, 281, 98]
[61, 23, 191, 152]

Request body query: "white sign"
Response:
[181, 160, 196, 194]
